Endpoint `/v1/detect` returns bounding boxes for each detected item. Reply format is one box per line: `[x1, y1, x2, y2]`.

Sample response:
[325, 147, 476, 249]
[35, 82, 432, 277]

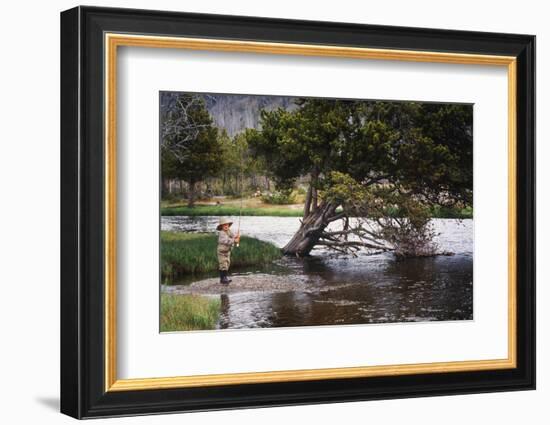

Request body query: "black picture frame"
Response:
[60, 5, 535, 419]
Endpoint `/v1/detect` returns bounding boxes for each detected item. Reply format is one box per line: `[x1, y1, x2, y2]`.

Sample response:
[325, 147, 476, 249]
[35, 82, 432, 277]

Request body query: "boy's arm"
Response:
[218, 231, 235, 248]
[229, 230, 240, 243]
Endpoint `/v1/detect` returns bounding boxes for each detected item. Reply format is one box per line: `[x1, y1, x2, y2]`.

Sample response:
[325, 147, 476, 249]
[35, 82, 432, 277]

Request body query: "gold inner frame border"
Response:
[104, 33, 517, 392]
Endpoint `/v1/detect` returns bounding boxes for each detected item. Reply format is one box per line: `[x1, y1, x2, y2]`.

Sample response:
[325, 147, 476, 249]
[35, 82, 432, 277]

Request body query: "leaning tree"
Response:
[160, 93, 223, 206]
[246, 98, 472, 257]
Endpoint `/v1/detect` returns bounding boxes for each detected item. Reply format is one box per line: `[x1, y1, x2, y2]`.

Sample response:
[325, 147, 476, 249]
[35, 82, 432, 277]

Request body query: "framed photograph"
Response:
[60, 6, 535, 419]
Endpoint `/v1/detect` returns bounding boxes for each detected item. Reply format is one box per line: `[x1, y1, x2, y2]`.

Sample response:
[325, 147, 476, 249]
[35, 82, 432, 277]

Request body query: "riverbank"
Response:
[161, 198, 472, 219]
[161, 231, 282, 283]
[161, 204, 304, 217]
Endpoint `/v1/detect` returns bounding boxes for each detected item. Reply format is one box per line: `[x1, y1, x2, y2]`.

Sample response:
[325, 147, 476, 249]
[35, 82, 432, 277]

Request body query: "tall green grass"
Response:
[161, 205, 303, 217]
[161, 231, 282, 283]
[160, 294, 220, 331]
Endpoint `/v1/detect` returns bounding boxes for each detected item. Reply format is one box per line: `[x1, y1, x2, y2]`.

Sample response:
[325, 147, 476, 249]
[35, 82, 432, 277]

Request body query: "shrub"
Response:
[261, 189, 296, 205]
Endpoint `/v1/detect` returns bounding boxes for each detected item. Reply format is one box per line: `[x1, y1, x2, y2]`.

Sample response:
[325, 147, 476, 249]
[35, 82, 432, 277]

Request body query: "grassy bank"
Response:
[161, 204, 303, 217]
[161, 201, 472, 219]
[161, 231, 282, 283]
[160, 293, 220, 331]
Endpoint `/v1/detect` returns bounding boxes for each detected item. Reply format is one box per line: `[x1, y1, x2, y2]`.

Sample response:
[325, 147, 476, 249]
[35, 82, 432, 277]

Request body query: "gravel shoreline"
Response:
[161, 273, 356, 295]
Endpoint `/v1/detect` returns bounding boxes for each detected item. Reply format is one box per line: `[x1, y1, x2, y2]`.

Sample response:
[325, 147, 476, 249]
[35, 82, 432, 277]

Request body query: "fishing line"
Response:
[236, 145, 244, 247]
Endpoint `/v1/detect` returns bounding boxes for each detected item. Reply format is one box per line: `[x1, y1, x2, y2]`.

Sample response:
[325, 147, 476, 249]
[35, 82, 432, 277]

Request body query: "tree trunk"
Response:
[303, 185, 313, 218]
[161, 178, 169, 198]
[187, 181, 197, 207]
[311, 186, 318, 211]
[282, 202, 338, 256]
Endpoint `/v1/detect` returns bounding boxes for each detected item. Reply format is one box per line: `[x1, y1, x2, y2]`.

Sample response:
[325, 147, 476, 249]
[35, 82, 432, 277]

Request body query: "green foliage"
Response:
[247, 99, 473, 206]
[323, 171, 371, 207]
[160, 294, 220, 331]
[430, 205, 473, 219]
[219, 132, 248, 177]
[215, 130, 269, 195]
[261, 189, 297, 205]
[295, 186, 308, 195]
[161, 232, 282, 282]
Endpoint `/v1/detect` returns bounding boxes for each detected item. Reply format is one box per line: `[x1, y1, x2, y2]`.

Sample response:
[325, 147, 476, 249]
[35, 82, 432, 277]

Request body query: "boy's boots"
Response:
[224, 271, 232, 284]
[219, 270, 232, 285]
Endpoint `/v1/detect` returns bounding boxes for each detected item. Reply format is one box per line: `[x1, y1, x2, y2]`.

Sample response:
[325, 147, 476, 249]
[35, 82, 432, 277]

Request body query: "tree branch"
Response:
[326, 212, 346, 223]
[317, 240, 394, 251]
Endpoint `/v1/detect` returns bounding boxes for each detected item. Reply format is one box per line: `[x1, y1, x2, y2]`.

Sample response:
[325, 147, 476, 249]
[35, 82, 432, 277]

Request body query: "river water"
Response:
[162, 216, 473, 329]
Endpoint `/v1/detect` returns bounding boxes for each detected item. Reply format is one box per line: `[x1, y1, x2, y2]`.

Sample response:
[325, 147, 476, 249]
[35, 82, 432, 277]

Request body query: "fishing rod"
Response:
[236, 148, 244, 247]
[236, 192, 242, 247]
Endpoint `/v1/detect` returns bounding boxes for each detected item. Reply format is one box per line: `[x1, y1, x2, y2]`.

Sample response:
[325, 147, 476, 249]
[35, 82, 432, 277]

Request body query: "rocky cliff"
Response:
[203, 94, 297, 136]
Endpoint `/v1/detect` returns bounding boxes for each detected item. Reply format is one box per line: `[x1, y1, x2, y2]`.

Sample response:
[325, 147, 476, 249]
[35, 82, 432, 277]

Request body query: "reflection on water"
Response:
[162, 216, 473, 328]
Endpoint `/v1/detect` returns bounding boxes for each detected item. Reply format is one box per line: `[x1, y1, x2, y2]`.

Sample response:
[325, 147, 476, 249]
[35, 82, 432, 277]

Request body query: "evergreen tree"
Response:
[247, 98, 472, 257]
[160, 93, 224, 206]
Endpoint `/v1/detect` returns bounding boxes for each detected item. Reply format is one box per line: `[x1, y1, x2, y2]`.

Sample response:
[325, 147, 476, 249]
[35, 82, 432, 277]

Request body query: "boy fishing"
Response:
[216, 217, 240, 285]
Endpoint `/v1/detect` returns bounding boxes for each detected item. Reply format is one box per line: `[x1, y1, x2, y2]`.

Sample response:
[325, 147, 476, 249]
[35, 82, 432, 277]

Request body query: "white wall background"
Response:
[0, 0, 545, 423]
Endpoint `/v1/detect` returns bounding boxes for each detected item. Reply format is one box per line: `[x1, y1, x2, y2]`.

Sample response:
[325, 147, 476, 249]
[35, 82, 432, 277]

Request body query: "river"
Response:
[162, 216, 473, 329]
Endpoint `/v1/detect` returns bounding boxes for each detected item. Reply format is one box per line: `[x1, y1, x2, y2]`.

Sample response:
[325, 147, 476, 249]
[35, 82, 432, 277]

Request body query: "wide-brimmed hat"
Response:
[216, 217, 233, 231]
